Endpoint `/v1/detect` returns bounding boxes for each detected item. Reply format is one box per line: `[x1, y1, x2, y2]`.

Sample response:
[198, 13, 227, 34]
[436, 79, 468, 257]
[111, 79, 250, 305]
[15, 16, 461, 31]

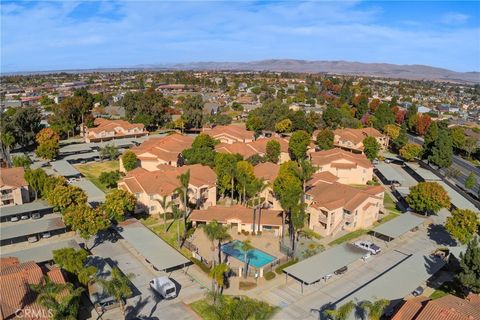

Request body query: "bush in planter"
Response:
[265, 271, 276, 280]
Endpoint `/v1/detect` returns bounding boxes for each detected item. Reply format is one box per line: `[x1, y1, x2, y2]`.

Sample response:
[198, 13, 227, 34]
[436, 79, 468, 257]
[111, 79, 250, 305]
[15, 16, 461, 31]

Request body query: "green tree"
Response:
[406, 182, 451, 214]
[53, 248, 97, 285]
[35, 128, 60, 160]
[445, 209, 479, 245]
[12, 154, 31, 168]
[373, 103, 395, 131]
[0, 132, 15, 166]
[236, 239, 254, 278]
[315, 129, 334, 150]
[323, 301, 355, 320]
[214, 153, 240, 199]
[203, 220, 232, 265]
[465, 173, 477, 190]
[99, 144, 120, 160]
[63, 204, 110, 240]
[121, 151, 138, 171]
[451, 127, 466, 151]
[47, 185, 87, 212]
[360, 299, 390, 320]
[101, 189, 136, 222]
[457, 237, 480, 293]
[183, 134, 218, 166]
[288, 130, 311, 161]
[363, 136, 380, 161]
[181, 95, 204, 129]
[399, 143, 422, 161]
[463, 137, 478, 159]
[393, 123, 408, 149]
[31, 277, 83, 320]
[322, 105, 342, 129]
[383, 124, 400, 140]
[95, 267, 133, 314]
[155, 195, 173, 232]
[235, 161, 256, 204]
[209, 263, 230, 301]
[24, 168, 49, 199]
[265, 140, 281, 163]
[10, 106, 42, 147]
[99, 171, 121, 189]
[275, 118, 292, 133]
[428, 129, 453, 168]
[177, 170, 191, 236]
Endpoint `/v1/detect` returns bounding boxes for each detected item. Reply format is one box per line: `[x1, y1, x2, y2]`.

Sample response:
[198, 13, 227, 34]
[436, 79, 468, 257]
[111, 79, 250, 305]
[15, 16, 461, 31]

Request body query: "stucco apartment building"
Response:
[333, 127, 389, 153]
[216, 137, 291, 163]
[190, 205, 284, 237]
[253, 162, 282, 210]
[202, 124, 255, 144]
[118, 164, 216, 216]
[310, 148, 373, 185]
[119, 133, 194, 172]
[84, 118, 148, 143]
[306, 179, 384, 237]
[0, 167, 30, 207]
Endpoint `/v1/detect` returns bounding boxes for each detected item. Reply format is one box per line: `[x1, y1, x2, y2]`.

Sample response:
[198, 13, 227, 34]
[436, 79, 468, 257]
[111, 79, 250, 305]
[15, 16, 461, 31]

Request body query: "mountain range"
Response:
[146, 59, 479, 84]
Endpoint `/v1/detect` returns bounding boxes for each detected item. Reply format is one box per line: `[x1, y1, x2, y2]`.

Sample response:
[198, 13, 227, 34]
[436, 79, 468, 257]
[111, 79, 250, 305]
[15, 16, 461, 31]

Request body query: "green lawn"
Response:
[328, 229, 368, 246]
[384, 193, 402, 214]
[75, 160, 119, 192]
[430, 289, 449, 300]
[190, 300, 217, 320]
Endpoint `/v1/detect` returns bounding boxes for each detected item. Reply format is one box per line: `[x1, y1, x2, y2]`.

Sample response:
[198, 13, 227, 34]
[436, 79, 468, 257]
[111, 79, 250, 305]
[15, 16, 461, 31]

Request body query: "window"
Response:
[149, 194, 155, 200]
[150, 206, 156, 211]
[135, 193, 141, 199]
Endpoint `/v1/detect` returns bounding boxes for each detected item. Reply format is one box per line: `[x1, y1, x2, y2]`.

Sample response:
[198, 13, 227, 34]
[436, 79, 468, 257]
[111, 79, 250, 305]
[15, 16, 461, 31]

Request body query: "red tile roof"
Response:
[334, 127, 383, 145]
[190, 205, 283, 226]
[203, 125, 254, 142]
[131, 133, 194, 163]
[310, 148, 372, 169]
[0, 167, 28, 188]
[254, 162, 280, 182]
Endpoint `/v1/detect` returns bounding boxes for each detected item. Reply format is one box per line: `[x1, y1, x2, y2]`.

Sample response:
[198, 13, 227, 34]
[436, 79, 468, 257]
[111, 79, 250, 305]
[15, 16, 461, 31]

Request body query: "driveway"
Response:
[88, 232, 205, 319]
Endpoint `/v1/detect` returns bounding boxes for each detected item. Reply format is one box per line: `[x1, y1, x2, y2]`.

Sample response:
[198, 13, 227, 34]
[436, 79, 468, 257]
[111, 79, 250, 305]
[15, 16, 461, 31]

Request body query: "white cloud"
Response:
[441, 12, 469, 25]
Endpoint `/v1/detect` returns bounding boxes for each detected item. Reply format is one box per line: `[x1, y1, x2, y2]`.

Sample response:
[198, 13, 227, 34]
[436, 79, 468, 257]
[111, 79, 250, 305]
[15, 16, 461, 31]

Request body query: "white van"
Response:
[149, 276, 177, 299]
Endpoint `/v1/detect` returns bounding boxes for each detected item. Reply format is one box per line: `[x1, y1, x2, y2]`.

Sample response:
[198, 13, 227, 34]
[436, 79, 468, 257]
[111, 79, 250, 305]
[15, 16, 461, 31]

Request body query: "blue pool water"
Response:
[221, 240, 277, 268]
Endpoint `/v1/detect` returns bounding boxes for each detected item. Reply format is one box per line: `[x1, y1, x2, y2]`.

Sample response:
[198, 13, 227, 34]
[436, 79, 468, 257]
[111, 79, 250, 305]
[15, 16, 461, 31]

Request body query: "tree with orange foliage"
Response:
[395, 109, 407, 124]
[415, 114, 432, 135]
[35, 128, 60, 160]
[369, 98, 381, 112]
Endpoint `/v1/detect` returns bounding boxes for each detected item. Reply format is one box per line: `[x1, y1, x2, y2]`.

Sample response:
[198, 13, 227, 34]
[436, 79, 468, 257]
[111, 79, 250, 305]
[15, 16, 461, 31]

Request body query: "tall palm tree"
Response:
[360, 299, 390, 320]
[95, 267, 133, 315]
[323, 301, 355, 320]
[203, 220, 221, 266]
[1, 132, 15, 167]
[31, 276, 83, 320]
[215, 225, 232, 264]
[209, 263, 230, 302]
[177, 170, 191, 236]
[155, 195, 173, 232]
[171, 205, 183, 246]
[250, 178, 267, 234]
[236, 239, 253, 278]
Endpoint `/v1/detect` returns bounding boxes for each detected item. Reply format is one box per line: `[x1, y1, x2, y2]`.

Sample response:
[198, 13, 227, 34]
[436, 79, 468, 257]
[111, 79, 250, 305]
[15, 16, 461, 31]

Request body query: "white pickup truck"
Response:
[149, 276, 177, 299]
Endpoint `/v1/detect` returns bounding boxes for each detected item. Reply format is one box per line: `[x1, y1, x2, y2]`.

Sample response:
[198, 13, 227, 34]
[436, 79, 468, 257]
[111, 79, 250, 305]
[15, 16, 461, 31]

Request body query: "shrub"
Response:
[190, 257, 210, 274]
[239, 281, 257, 290]
[265, 271, 276, 280]
[275, 259, 298, 274]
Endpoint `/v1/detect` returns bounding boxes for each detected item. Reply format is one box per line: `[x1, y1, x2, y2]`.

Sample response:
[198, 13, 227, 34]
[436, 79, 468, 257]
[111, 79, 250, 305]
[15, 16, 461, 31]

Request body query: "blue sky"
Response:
[1, 1, 479, 73]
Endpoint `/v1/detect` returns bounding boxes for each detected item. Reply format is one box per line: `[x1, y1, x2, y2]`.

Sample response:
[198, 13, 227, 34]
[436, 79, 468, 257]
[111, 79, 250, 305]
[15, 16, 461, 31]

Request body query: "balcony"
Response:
[344, 214, 355, 223]
[1, 193, 13, 200]
[318, 214, 328, 224]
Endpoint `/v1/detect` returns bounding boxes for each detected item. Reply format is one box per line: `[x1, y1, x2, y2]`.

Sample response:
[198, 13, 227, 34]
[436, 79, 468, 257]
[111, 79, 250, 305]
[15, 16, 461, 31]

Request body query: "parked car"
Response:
[385, 159, 393, 163]
[149, 276, 177, 299]
[32, 212, 41, 219]
[354, 240, 381, 255]
[21, 215, 29, 220]
[412, 286, 424, 296]
[10, 216, 19, 222]
[334, 266, 348, 275]
[28, 236, 38, 243]
[42, 232, 51, 238]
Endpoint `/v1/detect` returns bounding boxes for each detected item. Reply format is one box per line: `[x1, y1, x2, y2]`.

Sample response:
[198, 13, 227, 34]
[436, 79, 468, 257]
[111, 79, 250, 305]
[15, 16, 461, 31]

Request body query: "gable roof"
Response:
[248, 137, 289, 153]
[415, 294, 480, 320]
[203, 125, 254, 141]
[334, 127, 383, 145]
[120, 164, 216, 197]
[0, 167, 28, 188]
[131, 133, 194, 162]
[307, 181, 383, 212]
[190, 205, 283, 226]
[215, 142, 258, 159]
[89, 118, 145, 134]
[254, 162, 280, 182]
[310, 148, 372, 169]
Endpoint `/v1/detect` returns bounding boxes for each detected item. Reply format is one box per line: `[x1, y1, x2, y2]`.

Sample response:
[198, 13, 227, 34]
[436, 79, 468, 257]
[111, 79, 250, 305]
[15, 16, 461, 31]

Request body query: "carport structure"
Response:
[371, 213, 427, 241]
[374, 162, 405, 185]
[116, 219, 190, 272]
[283, 243, 368, 293]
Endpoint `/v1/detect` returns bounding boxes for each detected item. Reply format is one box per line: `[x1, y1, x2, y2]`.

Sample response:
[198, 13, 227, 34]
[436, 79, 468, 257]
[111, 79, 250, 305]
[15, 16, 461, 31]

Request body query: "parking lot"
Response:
[88, 232, 206, 320]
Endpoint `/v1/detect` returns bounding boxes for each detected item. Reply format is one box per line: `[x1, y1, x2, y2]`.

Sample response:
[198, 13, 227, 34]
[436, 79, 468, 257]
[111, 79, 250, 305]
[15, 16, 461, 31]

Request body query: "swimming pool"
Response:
[221, 240, 277, 268]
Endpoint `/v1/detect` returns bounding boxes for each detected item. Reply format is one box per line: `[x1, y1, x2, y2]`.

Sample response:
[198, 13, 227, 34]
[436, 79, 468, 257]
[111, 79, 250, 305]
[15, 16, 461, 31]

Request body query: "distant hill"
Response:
[155, 59, 479, 84]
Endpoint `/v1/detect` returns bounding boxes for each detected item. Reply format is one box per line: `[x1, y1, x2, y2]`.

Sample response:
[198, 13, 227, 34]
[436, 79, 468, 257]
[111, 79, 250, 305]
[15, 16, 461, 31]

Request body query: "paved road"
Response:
[258, 208, 454, 320]
[87, 232, 205, 320]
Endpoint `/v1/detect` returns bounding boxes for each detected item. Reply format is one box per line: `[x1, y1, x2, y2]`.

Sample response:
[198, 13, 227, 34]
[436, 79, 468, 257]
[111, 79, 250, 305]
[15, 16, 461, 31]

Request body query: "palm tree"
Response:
[155, 195, 173, 232]
[177, 170, 191, 236]
[360, 299, 390, 320]
[323, 301, 355, 320]
[95, 267, 133, 314]
[209, 263, 230, 302]
[31, 276, 83, 320]
[1, 132, 15, 167]
[236, 239, 253, 278]
[215, 225, 232, 264]
[250, 178, 267, 234]
[203, 220, 221, 266]
[172, 205, 183, 246]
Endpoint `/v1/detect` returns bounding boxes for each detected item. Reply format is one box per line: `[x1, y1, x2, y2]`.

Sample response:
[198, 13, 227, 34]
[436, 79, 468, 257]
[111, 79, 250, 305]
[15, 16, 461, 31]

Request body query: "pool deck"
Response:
[222, 240, 276, 268]
[191, 227, 285, 270]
